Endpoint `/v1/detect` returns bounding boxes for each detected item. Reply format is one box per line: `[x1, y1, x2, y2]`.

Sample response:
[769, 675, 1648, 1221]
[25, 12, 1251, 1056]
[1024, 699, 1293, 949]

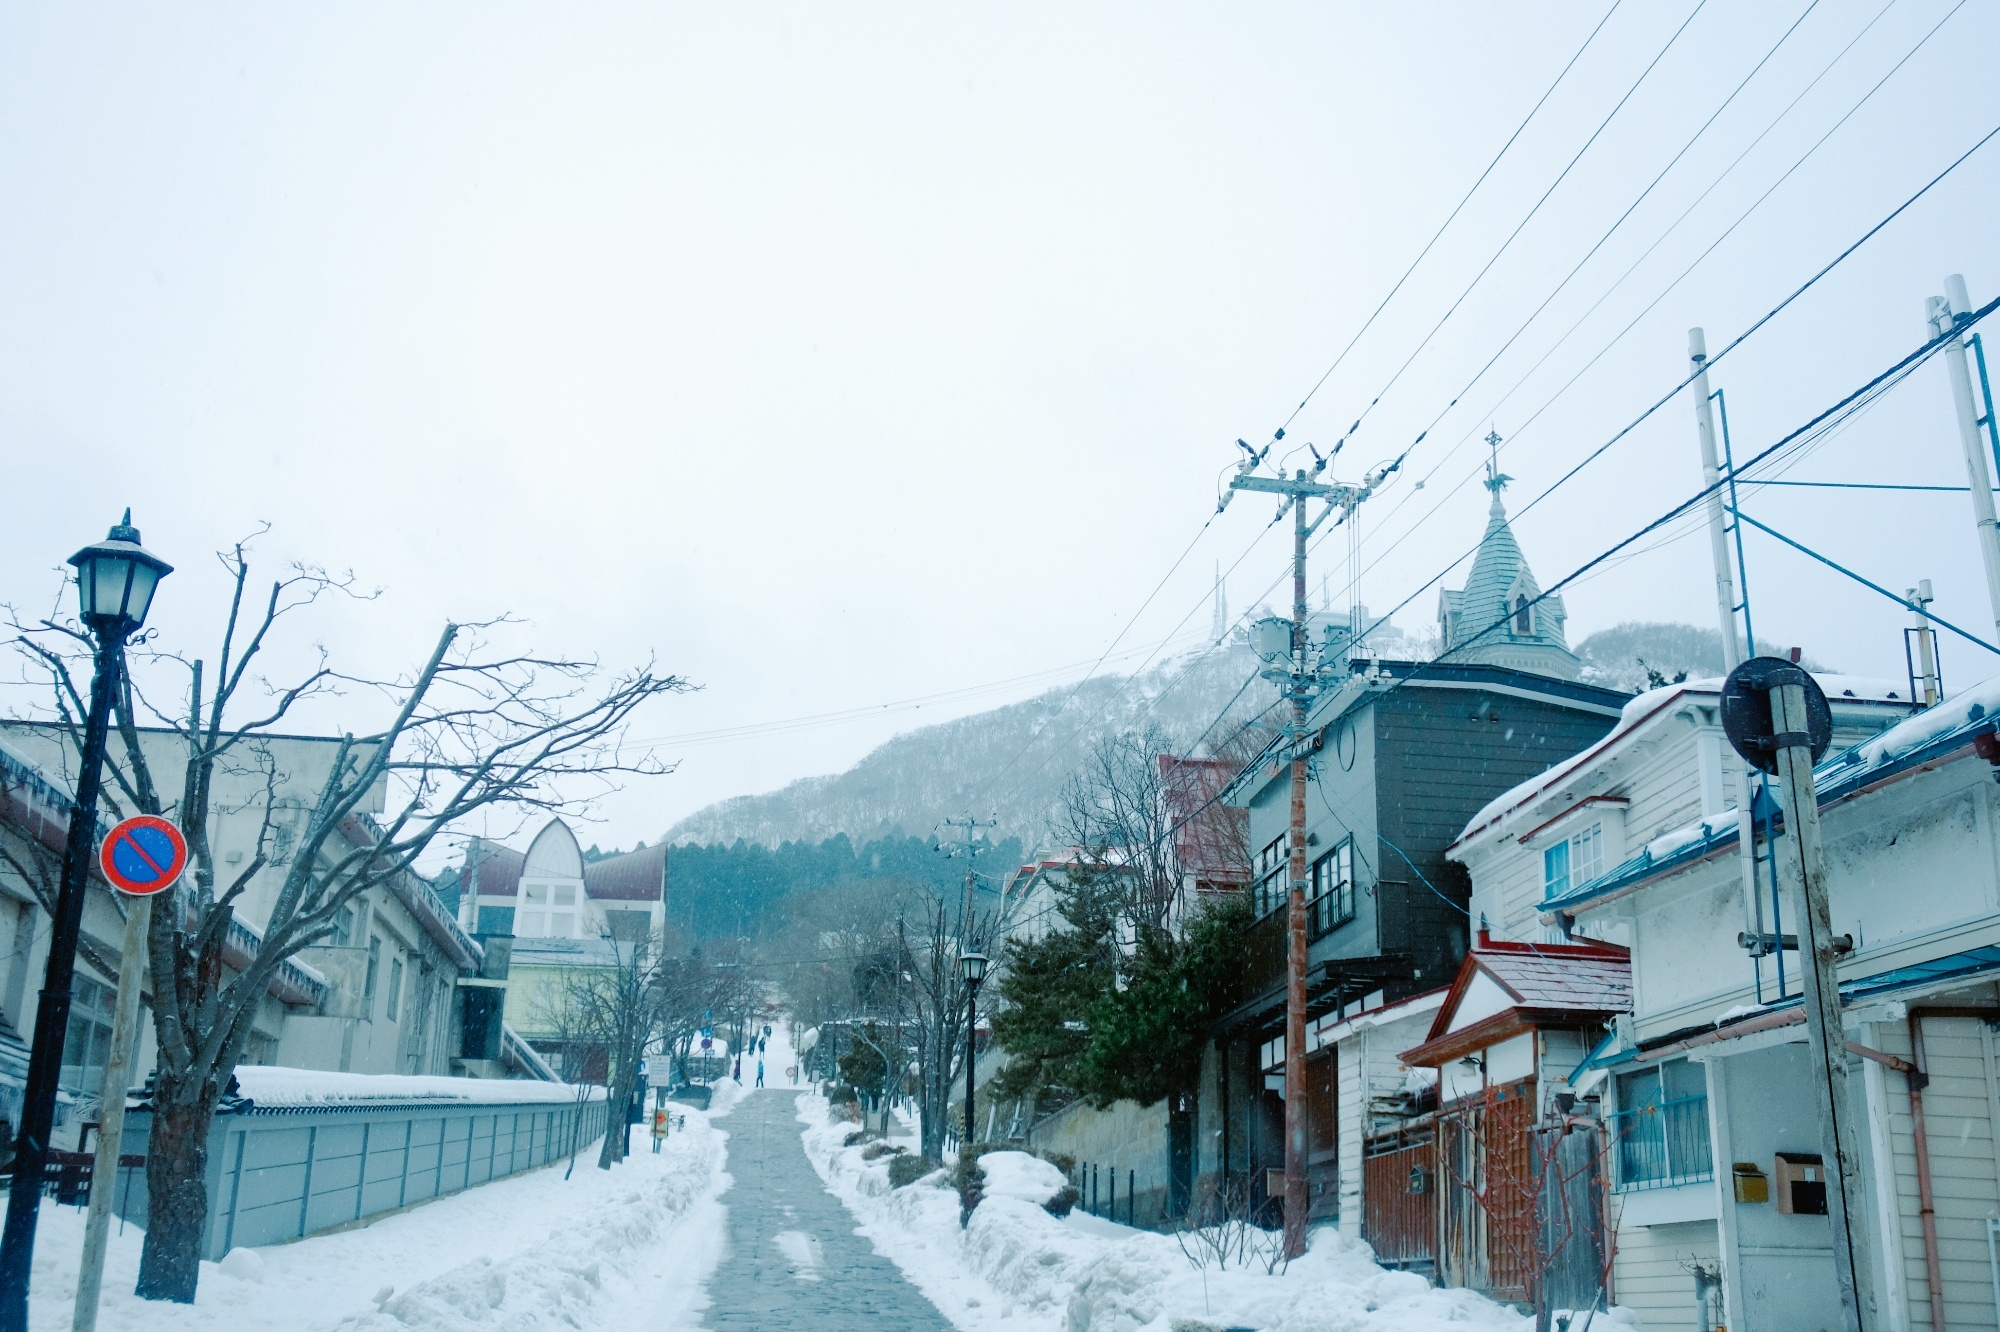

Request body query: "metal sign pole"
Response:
[71, 895, 151, 1332]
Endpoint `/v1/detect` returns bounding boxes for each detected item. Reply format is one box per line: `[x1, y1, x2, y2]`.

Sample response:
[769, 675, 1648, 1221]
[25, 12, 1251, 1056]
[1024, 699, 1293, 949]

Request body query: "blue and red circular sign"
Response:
[99, 815, 189, 896]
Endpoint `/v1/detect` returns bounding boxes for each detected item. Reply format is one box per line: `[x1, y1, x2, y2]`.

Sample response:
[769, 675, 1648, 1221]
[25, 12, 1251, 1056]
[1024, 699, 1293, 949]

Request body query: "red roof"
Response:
[1402, 935, 1629, 1067]
[464, 840, 665, 903]
[585, 842, 668, 902]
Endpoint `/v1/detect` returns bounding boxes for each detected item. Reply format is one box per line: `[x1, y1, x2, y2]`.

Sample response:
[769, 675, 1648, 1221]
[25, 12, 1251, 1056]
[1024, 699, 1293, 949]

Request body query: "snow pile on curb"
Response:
[232, 1066, 606, 1107]
[28, 1099, 732, 1332]
[798, 1092, 1532, 1332]
[977, 1151, 1066, 1206]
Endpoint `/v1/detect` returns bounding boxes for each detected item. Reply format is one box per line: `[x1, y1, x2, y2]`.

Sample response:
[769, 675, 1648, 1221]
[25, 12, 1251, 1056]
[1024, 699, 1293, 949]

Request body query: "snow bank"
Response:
[977, 1151, 1066, 1207]
[796, 1092, 1532, 1332]
[28, 1104, 727, 1331]
[231, 1066, 605, 1108]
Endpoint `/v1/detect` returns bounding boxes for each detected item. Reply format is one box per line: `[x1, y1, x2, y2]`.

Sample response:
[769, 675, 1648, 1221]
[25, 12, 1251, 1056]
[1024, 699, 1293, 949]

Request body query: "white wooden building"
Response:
[1535, 679, 2000, 1330]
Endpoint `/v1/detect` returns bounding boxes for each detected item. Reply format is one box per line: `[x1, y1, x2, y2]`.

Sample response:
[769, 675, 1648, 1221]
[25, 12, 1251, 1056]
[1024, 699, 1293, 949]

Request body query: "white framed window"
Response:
[364, 936, 381, 1010]
[1572, 823, 1603, 885]
[1544, 823, 1604, 900]
[1543, 839, 1570, 899]
[518, 883, 548, 937]
[550, 884, 578, 939]
[387, 956, 404, 1021]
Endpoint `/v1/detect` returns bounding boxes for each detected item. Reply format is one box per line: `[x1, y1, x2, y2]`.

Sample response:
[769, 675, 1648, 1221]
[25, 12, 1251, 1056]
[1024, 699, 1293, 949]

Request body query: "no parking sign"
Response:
[99, 815, 189, 896]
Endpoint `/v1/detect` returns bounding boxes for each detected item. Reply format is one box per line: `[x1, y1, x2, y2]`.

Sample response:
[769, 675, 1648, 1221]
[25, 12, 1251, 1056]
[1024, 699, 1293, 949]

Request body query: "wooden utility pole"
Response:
[1226, 459, 1369, 1258]
[1724, 660, 1873, 1332]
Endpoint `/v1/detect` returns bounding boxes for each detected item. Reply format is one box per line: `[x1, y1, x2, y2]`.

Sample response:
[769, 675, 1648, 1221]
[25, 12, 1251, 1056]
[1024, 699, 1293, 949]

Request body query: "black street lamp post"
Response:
[958, 952, 987, 1149]
[0, 513, 170, 1332]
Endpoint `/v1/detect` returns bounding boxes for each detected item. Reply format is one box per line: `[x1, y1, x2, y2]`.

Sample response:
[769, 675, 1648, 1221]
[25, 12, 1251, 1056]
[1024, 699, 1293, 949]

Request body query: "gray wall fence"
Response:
[114, 1093, 609, 1261]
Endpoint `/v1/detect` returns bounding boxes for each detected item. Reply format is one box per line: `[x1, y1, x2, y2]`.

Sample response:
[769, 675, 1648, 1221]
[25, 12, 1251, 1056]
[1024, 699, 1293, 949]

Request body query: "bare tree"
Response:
[899, 889, 1004, 1161]
[11, 540, 691, 1303]
[530, 972, 612, 1178]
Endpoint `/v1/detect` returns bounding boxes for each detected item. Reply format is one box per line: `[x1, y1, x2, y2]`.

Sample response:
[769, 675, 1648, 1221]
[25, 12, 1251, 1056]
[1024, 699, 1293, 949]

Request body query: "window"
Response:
[386, 956, 404, 1021]
[364, 935, 381, 1010]
[549, 884, 577, 939]
[1611, 1058, 1712, 1190]
[517, 883, 548, 937]
[1514, 594, 1532, 635]
[1254, 836, 1287, 918]
[1308, 840, 1355, 938]
[1543, 839, 1570, 899]
[60, 976, 116, 1096]
[1571, 823, 1603, 885]
[1545, 825, 1604, 901]
[332, 905, 355, 948]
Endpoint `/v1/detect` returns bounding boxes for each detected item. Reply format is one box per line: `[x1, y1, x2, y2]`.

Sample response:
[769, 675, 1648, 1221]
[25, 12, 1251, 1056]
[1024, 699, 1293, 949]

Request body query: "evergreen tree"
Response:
[1078, 893, 1252, 1108]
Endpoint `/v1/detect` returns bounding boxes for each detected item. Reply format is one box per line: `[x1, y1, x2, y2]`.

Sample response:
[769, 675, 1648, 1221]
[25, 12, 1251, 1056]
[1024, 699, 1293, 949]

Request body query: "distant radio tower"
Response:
[1211, 563, 1228, 642]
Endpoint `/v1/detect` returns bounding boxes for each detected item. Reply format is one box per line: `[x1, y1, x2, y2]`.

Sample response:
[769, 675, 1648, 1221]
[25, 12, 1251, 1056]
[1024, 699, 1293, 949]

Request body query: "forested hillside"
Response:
[666, 831, 1026, 942]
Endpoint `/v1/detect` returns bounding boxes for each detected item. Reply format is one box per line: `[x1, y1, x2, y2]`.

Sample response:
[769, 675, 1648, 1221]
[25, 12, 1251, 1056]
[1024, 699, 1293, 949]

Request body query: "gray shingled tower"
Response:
[1436, 433, 1580, 680]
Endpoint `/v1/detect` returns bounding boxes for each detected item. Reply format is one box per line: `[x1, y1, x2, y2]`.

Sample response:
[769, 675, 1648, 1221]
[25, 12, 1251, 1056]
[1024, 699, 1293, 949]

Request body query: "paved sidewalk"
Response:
[702, 1088, 956, 1330]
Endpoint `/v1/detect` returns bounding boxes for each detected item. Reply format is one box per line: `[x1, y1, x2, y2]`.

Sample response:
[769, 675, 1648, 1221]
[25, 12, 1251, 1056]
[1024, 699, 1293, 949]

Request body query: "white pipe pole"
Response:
[1932, 276, 2000, 643]
[71, 896, 149, 1332]
[1688, 328, 1744, 671]
[1691, 327, 1766, 961]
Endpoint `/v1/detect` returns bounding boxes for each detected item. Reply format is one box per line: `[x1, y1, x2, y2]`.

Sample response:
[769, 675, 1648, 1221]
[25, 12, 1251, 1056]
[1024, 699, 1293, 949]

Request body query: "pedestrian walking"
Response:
[756, 1059, 765, 1087]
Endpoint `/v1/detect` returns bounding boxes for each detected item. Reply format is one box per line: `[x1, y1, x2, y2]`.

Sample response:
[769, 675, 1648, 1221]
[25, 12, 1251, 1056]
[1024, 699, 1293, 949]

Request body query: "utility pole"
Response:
[1226, 450, 1371, 1259]
[1689, 328, 1770, 1000]
[1722, 661, 1873, 1332]
[1930, 274, 2000, 642]
[939, 813, 998, 925]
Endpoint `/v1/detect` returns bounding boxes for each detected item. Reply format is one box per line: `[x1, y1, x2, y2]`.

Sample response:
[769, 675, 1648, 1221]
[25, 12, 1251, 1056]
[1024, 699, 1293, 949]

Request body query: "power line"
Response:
[1325, 0, 1956, 601]
[1270, 0, 1627, 449]
[1381, 0, 1824, 480]
[1327, 1, 1710, 455]
[1344, 112, 2000, 641]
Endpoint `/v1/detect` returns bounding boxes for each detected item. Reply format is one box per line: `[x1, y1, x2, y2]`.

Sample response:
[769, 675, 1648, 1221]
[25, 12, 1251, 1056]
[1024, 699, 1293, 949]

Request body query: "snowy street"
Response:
[20, 1072, 1543, 1331]
[706, 1090, 954, 1331]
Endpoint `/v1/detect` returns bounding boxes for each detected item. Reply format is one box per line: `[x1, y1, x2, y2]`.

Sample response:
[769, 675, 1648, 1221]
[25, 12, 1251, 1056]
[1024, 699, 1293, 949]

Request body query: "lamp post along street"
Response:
[959, 952, 987, 1148]
[1226, 459, 1371, 1259]
[0, 514, 171, 1332]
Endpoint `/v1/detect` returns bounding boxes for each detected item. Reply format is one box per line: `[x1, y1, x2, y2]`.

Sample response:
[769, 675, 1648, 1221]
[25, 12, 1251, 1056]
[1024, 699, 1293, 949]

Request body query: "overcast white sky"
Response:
[2, 2, 1996, 853]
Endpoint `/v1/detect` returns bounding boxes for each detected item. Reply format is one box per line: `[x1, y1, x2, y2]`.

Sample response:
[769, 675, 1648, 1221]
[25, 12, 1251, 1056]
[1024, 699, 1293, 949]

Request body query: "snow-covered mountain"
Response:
[666, 621, 1735, 849]
[663, 641, 1279, 849]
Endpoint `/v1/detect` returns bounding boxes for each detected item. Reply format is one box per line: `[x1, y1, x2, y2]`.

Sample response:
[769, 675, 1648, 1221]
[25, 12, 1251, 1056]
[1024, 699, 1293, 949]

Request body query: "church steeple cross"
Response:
[1483, 427, 1512, 496]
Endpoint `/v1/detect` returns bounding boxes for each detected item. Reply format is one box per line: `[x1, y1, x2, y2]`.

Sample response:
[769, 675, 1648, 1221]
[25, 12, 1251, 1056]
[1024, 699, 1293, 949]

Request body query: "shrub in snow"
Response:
[888, 1153, 944, 1189]
[861, 1140, 905, 1161]
[956, 1144, 1079, 1225]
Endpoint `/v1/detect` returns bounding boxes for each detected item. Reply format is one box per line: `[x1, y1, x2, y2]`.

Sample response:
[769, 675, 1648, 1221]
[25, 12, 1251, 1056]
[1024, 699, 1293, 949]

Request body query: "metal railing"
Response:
[1609, 1093, 1712, 1192]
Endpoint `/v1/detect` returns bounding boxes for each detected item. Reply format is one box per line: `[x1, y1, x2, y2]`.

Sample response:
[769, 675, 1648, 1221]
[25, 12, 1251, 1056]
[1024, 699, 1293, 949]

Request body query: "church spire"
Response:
[1483, 428, 1512, 515]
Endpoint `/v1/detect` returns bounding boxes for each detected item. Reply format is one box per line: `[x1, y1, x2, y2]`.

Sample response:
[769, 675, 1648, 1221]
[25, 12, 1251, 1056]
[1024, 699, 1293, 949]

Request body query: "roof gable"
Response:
[1422, 936, 1631, 1045]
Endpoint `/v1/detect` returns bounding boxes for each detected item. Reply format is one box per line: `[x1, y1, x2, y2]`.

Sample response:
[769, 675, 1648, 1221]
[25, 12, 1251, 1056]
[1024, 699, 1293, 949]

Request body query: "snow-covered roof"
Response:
[1452, 672, 1910, 855]
[1545, 674, 2000, 915]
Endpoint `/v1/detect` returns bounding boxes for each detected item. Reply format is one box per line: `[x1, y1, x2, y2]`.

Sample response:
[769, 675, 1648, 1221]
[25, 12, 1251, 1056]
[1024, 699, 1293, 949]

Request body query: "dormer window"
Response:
[1514, 594, 1532, 636]
[1544, 822, 1605, 899]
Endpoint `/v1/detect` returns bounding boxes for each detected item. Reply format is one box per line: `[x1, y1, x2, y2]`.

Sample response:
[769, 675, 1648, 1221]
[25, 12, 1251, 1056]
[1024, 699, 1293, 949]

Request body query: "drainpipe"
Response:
[1846, 1022, 1946, 1332]
[1905, 1013, 1946, 1332]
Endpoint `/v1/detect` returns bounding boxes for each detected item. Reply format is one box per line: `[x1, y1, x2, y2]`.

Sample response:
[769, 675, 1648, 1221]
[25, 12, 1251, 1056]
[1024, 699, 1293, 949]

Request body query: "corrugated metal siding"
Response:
[1376, 693, 1620, 989]
[117, 1096, 610, 1259]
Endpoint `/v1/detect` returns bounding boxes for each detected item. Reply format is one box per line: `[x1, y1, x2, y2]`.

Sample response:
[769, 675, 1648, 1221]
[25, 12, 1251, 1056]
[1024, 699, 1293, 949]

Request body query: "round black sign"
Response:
[1720, 656, 1833, 774]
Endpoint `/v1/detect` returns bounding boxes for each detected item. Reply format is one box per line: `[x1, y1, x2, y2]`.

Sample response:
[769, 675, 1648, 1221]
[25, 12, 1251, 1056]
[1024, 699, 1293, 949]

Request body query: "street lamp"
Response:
[0, 512, 171, 1332]
[958, 952, 988, 1151]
